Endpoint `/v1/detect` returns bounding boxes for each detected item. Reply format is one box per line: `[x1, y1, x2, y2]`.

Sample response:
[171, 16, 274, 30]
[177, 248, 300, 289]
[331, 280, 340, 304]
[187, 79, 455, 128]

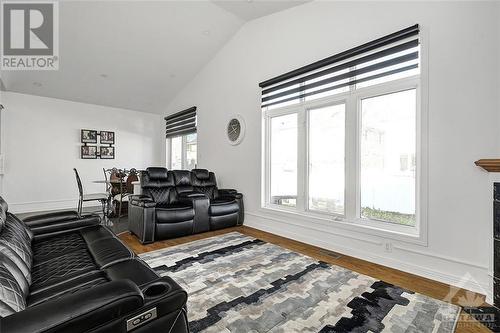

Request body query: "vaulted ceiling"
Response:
[0, 0, 308, 114]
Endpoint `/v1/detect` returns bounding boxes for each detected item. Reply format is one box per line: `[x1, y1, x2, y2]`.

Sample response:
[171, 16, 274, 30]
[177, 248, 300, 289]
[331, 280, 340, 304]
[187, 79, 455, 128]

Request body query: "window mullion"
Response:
[344, 95, 358, 220]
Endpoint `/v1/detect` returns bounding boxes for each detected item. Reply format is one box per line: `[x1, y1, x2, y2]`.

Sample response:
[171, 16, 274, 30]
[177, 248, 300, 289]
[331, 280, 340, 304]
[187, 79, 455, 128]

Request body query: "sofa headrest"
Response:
[0, 196, 8, 232]
[191, 169, 217, 188]
[173, 170, 192, 186]
[192, 169, 210, 180]
[142, 168, 174, 188]
[146, 167, 169, 180]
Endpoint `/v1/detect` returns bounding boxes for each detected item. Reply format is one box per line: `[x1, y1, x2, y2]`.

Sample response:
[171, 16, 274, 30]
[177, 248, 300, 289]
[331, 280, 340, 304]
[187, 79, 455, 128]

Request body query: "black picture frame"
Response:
[100, 131, 115, 144]
[81, 129, 98, 143]
[81, 145, 97, 159]
[100, 146, 115, 159]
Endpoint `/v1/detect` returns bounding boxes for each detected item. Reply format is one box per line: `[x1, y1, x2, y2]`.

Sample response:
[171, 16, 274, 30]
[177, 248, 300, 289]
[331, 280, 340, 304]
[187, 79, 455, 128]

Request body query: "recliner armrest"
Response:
[141, 276, 188, 314]
[28, 214, 101, 237]
[218, 188, 237, 195]
[218, 189, 244, 225]
[0, 280, 144, 333]
[129, 196, 156, 244]
[23, 210, 80, 227]
[130, 195, 156, 208]
[218, 189, 243, 199]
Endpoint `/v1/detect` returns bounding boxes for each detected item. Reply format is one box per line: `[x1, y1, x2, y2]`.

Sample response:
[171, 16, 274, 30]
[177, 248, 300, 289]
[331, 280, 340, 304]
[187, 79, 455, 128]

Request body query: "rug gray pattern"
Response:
[140, 232, 460, 333]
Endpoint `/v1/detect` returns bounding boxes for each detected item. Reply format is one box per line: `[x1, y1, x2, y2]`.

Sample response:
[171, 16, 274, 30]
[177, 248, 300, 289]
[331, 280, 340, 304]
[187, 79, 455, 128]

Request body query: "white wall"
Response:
[0, 92, 164, 213]
[165, 1, 500, 300]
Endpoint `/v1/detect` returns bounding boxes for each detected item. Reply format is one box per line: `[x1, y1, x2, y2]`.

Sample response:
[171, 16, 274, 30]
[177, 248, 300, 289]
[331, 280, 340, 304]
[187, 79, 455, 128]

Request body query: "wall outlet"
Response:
[385, 242, 393, 253]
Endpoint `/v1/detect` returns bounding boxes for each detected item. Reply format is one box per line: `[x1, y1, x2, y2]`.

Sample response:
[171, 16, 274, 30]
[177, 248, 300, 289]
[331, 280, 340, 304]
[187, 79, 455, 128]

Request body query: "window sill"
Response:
[258, 205, 427, 246]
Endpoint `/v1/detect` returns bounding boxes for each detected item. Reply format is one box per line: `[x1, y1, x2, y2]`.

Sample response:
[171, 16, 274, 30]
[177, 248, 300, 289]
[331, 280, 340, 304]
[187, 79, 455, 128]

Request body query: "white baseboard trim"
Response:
[8, 198, 97, 213]
[245, 213, 492, 304]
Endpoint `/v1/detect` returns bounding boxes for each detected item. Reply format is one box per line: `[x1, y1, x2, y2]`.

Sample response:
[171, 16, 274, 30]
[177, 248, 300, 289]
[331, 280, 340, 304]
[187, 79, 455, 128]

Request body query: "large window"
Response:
[270, 114, 297, 207]
[262, 25, 422, 234]
[264, 84, 419, 229]
[165, 106, 197, 170]
[360, 90, 416, 225]
[170, 136, 183, 169]
[167, 133, 197, 170]
[308, 103, 345, 215]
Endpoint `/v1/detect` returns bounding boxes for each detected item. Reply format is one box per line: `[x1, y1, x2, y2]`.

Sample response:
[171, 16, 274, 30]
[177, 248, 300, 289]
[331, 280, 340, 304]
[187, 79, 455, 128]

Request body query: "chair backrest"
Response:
[140, 167, 175, 205]
[109, 168, 121, 182]
[103, 168, 111, 193]
[191, 169, 218, 199]
[105, 168, 124, 196]
[172, 170, 193, 197]
[126, 169, 139, 194]
[140, 168, 223, 203]
[73, 168, 84, 197]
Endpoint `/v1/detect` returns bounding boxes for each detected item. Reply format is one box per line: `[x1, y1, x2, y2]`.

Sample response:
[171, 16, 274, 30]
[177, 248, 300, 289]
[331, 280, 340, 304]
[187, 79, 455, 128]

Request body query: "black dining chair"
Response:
[73, 168, 109, 220]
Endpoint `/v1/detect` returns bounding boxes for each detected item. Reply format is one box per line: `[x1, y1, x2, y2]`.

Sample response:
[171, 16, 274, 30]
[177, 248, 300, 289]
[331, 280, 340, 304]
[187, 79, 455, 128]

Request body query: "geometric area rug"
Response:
[140, 232, 461, 333]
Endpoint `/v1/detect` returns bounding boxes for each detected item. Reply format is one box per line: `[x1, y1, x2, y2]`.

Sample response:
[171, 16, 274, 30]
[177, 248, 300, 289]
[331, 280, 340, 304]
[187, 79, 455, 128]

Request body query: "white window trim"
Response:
[262, 70, 428, 246]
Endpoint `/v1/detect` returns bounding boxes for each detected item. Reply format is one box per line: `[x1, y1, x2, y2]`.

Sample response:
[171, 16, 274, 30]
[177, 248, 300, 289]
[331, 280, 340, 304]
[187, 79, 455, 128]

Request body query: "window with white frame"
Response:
[168, 133, 197, 170]
[261, 25, 421, 232]
[165, 107, 198, 170]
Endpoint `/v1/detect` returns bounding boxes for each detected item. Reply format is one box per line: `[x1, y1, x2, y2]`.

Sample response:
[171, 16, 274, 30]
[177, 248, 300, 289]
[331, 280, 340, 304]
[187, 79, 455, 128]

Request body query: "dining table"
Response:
[92, 178, 141, 222]
[92, 180, 126, 184]
[92, 179, 127, 192]
[91, 180, 128, 223]
[93, 180, 140, 192]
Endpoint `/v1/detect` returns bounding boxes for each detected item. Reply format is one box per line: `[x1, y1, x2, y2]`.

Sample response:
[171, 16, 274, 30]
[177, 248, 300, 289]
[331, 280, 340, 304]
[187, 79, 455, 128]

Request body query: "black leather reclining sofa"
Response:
[129, 168, 244, 244]
[0, 196, 188, 333]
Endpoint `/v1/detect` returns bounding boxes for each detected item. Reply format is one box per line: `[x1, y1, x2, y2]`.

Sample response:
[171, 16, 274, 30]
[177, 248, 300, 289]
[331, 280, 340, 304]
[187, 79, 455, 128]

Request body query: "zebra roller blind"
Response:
[165, 106, 197, 138]
[259, 25, 420, 109]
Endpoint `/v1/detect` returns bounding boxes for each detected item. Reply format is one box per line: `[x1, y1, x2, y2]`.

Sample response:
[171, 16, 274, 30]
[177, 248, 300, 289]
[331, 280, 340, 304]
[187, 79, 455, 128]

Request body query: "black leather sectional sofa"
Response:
[0, 196, 188, 333]
[129, 168, 244, 244]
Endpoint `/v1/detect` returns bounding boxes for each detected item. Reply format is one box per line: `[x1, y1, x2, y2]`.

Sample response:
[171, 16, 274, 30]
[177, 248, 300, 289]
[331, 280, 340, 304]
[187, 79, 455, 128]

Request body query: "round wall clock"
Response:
[227, 115, 245, 145]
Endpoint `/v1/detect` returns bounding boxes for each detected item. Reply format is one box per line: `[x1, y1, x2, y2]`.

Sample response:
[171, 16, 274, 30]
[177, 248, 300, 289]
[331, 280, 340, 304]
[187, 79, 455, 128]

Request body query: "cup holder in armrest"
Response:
[143, 281, 171, 299]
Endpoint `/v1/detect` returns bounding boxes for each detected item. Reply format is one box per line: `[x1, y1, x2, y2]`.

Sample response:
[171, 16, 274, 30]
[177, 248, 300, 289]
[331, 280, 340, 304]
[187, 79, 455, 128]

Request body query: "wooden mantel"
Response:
[475, 159, 500, 172]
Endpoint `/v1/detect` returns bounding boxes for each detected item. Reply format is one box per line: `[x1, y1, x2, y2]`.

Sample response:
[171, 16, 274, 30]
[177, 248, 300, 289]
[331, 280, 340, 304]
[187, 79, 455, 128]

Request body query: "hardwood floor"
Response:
[119, 226, 492, 333]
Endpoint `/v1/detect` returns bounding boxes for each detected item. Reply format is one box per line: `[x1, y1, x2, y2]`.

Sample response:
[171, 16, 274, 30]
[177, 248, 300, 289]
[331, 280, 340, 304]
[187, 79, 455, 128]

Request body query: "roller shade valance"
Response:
[260, 25, 420, 109]
[165, 106, 197, 138]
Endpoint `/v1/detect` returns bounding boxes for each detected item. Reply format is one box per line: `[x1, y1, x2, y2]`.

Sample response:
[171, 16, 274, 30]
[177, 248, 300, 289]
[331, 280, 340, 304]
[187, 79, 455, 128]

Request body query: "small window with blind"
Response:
[261, 25, 423, 236]
[165, 107, 198, 170]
